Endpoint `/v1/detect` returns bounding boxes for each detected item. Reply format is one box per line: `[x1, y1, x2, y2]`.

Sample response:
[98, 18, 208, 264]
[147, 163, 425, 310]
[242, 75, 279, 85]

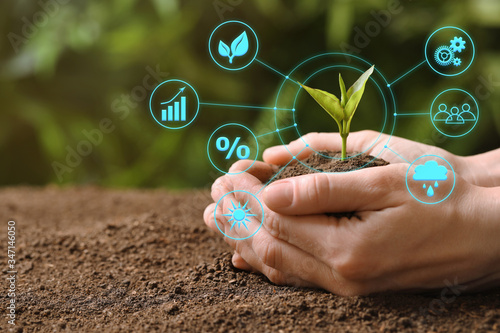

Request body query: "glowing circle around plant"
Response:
[274, 53, 397, 173]
[292, 65, 388, 161]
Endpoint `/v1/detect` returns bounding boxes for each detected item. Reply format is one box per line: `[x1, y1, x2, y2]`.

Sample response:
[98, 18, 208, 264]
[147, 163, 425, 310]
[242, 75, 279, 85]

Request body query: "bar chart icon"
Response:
[150, 80, 199, 130]
[162, 96, 187, 122]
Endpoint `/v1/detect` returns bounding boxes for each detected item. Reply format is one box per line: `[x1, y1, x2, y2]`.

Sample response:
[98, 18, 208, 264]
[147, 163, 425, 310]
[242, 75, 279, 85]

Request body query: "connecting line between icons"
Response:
[387, 60, 427, 88]
[384, 145, 411, 164]
[256, 124, 298, 138]
[394, 112, 430, 117]
[255, 145, 308, 195]
[255, 58, 301, 86]
[200, 102, 294, 112]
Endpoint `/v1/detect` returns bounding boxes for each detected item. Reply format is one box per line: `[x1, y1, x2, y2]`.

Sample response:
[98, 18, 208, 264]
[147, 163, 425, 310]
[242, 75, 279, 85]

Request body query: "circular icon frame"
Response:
[209, 20, 259, 71]
[149, 79, 200, 130]
[207, 123, 259, 175]
[405, 155, 456, 205]
[430, 88, 479, 138]
[214, 190, 265, 240]
[425, 26, 475, 77]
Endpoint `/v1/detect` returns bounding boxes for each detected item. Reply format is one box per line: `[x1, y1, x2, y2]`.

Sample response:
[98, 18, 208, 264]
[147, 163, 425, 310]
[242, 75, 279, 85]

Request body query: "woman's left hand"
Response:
[204, 160, 500, 295]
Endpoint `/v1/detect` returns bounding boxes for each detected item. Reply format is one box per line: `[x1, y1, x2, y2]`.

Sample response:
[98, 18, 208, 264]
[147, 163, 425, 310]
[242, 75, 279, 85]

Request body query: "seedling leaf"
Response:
[299, 83, 343, 126]
[347, 65, 374, 99]
[345, 65, 374, 120]
[339, 74, 348, 108]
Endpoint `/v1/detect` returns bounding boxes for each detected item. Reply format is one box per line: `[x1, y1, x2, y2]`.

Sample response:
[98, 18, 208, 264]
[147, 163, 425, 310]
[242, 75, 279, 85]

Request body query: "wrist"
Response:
[463, 150, 500, 187]
[470, 186, 500, 280]
[485, 188, 500, 266]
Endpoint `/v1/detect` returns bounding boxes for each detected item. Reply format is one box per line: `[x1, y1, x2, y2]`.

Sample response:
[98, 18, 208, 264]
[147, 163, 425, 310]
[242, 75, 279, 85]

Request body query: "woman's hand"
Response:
[204, 160, 500, 295]
[203, 132, 500, 294]
[263, 130, 485, 186]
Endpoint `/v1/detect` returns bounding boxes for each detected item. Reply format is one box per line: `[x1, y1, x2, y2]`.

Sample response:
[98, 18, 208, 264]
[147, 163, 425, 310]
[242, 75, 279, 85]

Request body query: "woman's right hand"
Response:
[263, 130, 485, 186]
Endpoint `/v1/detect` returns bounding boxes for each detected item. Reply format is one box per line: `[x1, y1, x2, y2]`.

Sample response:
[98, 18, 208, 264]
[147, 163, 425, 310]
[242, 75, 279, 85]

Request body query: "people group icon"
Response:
[433, 103, 476, 125]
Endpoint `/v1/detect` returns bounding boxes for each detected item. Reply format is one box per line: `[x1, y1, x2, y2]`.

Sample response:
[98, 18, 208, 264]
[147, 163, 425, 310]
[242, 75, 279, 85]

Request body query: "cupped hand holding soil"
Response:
[264, 131, 486, 186]
[204, 131, 500, 295]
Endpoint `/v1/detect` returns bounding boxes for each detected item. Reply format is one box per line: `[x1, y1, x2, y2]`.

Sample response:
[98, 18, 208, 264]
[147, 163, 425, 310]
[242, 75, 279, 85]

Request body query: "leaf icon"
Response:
[218, 40, 230, 58]
[217, 31, 250, 64]
[231, 31, 249, 58]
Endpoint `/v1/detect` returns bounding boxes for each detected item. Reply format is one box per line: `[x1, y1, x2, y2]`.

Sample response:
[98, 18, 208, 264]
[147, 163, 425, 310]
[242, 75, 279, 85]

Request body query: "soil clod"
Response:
[272, 151, 389, 182]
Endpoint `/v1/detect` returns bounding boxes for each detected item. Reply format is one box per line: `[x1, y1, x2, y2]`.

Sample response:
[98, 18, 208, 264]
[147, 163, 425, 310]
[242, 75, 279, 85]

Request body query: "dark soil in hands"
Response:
[272, 151, 389, 182]
[271, 151, 390, 219]
[0, 187, 499, 332]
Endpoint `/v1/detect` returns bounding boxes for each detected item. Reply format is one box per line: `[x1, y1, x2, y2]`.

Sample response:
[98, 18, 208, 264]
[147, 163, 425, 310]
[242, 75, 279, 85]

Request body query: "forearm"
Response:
[463, 148, 500, 187]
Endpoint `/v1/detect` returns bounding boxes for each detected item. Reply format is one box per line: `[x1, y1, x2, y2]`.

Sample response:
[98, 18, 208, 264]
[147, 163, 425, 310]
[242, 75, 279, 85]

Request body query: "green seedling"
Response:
[299, 65, 375, 160]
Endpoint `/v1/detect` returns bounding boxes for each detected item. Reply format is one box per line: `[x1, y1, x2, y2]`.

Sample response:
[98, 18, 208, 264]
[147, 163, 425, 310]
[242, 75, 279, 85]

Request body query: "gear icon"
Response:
[434, 46, 455, 66]
[453, 58, 462, 67]
[450, 36, 466, 53]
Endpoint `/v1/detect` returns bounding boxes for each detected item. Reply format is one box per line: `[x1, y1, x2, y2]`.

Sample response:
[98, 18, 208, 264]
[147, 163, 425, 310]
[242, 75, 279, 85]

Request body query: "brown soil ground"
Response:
[0, 186, 499, 333]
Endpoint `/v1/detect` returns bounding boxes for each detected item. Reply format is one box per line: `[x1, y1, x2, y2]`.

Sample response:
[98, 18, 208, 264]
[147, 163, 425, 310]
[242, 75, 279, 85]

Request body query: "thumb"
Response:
[263, 165, 403, 215]
[263, 132, 341, 165]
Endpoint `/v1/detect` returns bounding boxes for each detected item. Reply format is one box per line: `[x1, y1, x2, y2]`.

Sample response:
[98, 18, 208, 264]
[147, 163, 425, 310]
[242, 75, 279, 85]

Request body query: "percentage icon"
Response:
[216, 137, 251, 160]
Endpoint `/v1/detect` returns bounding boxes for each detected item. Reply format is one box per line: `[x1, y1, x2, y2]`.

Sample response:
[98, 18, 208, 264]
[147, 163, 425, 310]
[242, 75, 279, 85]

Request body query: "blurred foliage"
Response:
[0, 0, 499, 189]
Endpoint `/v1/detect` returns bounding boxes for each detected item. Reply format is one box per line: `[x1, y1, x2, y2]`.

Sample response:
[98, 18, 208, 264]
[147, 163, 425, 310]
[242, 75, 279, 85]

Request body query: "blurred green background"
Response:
[1, 0, 499, 189]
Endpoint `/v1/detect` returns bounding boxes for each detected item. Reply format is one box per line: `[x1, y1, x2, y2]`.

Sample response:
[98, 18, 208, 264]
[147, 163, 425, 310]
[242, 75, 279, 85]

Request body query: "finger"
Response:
[232, 252, 254, 271]
[211, 170, 264, 203]
[263, 131, 381, 165]
[214, 191, 335, 261]
[263, 164, 407, 214]
[216, 176, 338, 260]
[216, 198, 316, 288]
[238, 229, 351, 290]
[261, 209, 378, 270]
[221, 212, 319, 286]
[212, 179, 267, 242]
[262, 212, 335, 261]
[203, 203, 221, 233]
[225, 231, 319, 289]
[262, 135, 322, 165]
[228, 160, 278, 183]
[222, 205, 369, 295]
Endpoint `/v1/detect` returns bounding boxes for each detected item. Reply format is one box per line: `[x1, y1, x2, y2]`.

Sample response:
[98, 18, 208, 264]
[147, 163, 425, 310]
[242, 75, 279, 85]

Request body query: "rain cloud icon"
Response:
[413, 160, 449, 197]
[413, 160, 448, 181]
